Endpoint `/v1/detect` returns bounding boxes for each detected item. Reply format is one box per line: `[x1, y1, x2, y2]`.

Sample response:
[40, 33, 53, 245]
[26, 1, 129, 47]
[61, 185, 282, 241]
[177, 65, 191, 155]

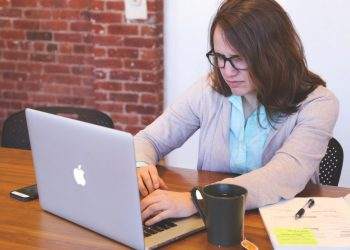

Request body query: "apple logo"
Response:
[73, 164, 86, 186]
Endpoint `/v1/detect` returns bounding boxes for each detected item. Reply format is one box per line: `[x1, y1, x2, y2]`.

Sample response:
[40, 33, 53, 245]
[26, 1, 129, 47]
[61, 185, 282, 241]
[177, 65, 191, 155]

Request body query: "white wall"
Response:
[164, 0, 350, 187]
[164, 0, 222, 169]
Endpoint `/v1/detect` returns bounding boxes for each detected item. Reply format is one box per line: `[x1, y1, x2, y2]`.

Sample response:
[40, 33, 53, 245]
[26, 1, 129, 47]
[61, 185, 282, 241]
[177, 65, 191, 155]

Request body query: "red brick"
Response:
[47, 43, 58, 52]
[0, 30, 25, 40]
[25, 9, 51, 19]
[72, 86, 93, 96]
[106, 1, 124, 11]
[140, 94, 159, 104]
[126, 104, 156, 115]
[17, 63, 42, 72]
[124, 83, 158, 93]
[112, 114, 139, 125]
[148, 1, 163, 12]
[58, 55, 86, 64]
[71, 66, 93, 75]
[93, 47, 106, 57]
[17, 82, 41, 91]
[107, 48, 138, 58]
[141, 115, 156, 126]
[108, 25, 138, 35]
[27, 31, 52, 41]
[91, 0, 104, 11]
[0, 62, 16, 71]
[54, 33, 82, 43]
[141, 25, 163, 36]
[94, 92, 108, 101]
[124, 59, 157, 70]
[0, 82, 16, 90]
[31, 94, 56, 103]
[3, 51, 28, 60]
[42, 84, 72, 94]
[41, 20, 68, 31]
[73, 44, 87, 53]
[12, 0, 37, 7]
[110, 93, 139, 103]
[59, 44, 72, 54]
[40, 0, 68, 8]
[94, 59, 122, 68]
[124, 126, 143, 135]
[44, 64, 70, 74]
[142, 72, 162, 82]
[94, 81, 122, 91]
[46, 74, 82, 85]
[70, 21, 91, 32]
[92, 24, 105, 34]
[3, 91, 28, 100]
[110, 70, 139, 81]
[95, 103, 123, 112]
[13, 20, 40, 30]
[57, 96, 85, 105]
[34, 42, 45, 51]
[52, 10, 81, 20]
[30, 53, 55, 62]
[0, 19, 11, 28]
[6, 40, 19, 49]
[94, 35, 123, 46]
[140, 49, 163, 60]
[20, 41, 31, 50]
[68, 0, 90, 9]
[123, 37, 156, 48]
[93, 69, 107, 79]
[0, 9, 22, 18]
[91, 12, 122, 23]
[0, 100, 11, 109]
[3, 72, 27, 81]
[0, 0, 10, 7]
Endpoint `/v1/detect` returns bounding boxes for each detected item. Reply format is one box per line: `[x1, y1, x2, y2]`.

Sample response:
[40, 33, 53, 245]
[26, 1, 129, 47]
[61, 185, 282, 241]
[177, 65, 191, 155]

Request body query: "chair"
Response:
[1, 106, 114, 150]
[319, 137, 343, 186]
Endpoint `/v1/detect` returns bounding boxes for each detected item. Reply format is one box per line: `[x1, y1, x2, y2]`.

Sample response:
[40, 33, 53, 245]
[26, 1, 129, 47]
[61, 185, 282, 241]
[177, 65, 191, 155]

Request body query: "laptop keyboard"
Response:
[143, 219, 177, 237]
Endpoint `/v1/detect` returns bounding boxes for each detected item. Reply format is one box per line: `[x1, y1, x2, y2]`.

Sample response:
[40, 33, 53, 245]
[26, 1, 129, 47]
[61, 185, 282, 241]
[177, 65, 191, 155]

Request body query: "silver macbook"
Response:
[25, 108, 204, 249]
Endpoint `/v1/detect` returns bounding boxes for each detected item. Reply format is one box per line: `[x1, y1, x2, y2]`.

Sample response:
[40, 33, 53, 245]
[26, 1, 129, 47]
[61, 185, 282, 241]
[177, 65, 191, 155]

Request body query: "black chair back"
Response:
[319, 137, 343, 186]
[1, 106, 114, 150]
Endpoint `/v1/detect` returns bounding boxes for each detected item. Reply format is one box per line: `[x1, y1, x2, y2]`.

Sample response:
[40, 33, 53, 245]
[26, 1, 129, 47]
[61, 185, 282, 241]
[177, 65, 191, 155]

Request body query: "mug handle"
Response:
[190, 186, 207, 226]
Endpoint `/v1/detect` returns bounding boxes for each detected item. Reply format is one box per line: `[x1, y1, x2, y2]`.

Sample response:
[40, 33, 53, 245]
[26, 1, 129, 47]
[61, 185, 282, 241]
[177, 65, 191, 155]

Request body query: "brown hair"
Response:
[209, 0, 326, 123]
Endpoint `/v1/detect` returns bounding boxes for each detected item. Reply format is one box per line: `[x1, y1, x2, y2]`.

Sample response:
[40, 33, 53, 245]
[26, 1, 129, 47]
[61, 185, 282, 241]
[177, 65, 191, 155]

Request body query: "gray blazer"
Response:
[134, 75, 339, 209]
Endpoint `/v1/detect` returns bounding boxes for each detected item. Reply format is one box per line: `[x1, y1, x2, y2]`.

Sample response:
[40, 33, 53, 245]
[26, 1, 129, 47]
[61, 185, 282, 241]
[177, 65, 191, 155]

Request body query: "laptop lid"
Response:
[26, 108, 145, 249]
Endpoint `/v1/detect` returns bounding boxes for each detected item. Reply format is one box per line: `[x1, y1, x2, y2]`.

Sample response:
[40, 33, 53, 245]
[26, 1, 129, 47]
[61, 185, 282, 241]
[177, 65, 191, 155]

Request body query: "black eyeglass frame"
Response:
[206, 50, 248, 71]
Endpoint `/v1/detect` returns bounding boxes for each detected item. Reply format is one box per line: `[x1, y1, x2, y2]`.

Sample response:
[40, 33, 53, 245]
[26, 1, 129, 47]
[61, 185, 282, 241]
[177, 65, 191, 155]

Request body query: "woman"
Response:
[135, 0, 339, 226]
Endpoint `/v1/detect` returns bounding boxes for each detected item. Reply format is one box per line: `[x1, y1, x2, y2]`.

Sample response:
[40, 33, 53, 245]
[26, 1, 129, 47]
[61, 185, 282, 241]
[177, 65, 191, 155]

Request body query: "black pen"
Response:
[295, 198, 315, 219]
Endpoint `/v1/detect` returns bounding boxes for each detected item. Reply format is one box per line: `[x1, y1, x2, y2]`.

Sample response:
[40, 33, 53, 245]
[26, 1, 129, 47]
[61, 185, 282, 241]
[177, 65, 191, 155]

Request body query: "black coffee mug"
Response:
[191, 183, 247, 246]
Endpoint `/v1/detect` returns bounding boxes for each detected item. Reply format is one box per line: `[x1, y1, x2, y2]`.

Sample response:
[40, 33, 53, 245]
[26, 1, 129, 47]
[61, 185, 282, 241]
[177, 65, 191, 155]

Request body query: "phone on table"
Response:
[10, 184, 38, 201]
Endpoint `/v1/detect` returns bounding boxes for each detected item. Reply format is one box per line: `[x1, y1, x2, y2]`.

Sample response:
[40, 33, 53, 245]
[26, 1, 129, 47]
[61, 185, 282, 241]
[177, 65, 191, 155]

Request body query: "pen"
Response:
[295, 198, 315, 219]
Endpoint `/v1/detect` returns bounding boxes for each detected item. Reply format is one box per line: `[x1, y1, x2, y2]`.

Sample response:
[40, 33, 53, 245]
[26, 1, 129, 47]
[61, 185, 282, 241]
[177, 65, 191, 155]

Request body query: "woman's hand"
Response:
[136, 165, 167, 197]
[140, 189, 198, 225]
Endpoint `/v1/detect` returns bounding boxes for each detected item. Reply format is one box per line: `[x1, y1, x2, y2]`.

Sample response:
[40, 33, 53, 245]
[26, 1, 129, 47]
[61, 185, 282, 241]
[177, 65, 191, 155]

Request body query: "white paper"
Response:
[124, 0, 147, 20]
[259, 197, 350, 249]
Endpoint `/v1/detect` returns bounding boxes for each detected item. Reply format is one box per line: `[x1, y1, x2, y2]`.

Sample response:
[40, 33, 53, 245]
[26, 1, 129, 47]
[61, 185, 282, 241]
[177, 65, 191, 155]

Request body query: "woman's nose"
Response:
[222, 61, 239, 76]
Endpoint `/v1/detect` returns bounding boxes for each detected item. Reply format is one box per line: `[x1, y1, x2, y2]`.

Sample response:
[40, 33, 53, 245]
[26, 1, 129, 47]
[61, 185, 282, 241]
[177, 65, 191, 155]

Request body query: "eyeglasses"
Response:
[206, 50, 248, 71]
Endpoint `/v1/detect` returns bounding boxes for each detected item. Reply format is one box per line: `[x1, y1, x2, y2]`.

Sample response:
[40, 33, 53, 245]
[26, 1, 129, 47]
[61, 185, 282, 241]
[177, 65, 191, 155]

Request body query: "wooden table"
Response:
[0, 147, 349, 249]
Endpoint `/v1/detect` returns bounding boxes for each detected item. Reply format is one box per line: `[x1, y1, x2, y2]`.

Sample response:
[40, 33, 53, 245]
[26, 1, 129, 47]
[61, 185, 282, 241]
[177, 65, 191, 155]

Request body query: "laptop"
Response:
[25, 108, 205, 249]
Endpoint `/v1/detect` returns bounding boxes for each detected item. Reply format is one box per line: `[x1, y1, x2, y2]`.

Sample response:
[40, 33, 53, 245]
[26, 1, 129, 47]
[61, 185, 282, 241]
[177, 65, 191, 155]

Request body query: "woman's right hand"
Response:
[136, 165, 168, 197]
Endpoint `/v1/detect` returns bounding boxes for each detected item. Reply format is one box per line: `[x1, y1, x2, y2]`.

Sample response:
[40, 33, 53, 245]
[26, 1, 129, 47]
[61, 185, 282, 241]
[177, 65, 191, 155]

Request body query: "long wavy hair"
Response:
[209, 0, 326, 123]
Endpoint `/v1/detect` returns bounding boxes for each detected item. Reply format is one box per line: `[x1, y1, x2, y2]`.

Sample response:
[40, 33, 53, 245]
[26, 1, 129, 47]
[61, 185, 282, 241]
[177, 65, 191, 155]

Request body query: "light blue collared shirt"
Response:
[228, 95, 271, 174]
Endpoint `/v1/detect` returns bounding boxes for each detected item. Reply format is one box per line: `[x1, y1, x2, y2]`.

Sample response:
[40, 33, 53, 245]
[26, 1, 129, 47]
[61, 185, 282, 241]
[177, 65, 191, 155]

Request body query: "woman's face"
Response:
[213, 26, 256, 97]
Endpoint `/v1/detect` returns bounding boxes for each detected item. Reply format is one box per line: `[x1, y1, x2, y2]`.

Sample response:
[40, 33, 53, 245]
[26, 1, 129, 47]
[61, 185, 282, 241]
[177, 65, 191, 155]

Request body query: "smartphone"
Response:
[10, 184, 38, 201]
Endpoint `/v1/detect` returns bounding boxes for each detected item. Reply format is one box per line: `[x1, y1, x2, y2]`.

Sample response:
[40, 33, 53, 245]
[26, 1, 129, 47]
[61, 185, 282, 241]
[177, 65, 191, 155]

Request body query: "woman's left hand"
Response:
[140, 189, 198, 226]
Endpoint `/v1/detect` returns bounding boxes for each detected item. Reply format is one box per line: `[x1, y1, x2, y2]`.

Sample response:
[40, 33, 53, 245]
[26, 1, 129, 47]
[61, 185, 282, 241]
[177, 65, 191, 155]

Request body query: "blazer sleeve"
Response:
[134, 77, 208, 164]
[219, 89, 339, 210]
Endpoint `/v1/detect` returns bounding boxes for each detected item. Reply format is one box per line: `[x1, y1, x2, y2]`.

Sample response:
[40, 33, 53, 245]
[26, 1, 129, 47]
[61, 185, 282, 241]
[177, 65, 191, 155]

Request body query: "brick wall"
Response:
[0, 0, 164, 135]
